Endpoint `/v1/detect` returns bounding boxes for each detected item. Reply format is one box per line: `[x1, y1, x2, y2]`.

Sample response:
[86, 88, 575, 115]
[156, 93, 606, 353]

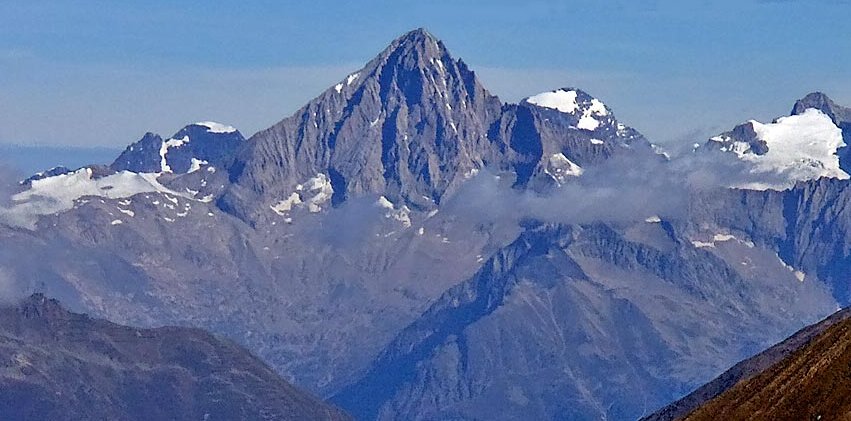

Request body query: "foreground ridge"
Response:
[0, 293, 351, 421]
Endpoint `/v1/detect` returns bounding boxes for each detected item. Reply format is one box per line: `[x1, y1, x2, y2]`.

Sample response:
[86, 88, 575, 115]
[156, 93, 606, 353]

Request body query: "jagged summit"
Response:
[220, 29, 649, 222]
[792, 92, 851, 124]
[111, 122, 244, 174]
[221, 28, 505, 220]
[387, 27, 442, 54]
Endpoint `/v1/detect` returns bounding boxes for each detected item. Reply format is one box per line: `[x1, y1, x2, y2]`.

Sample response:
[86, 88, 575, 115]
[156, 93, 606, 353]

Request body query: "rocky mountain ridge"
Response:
[219, 28, 651, 223]
[0, 293, 351, 420]
[1, 28, 851, 421]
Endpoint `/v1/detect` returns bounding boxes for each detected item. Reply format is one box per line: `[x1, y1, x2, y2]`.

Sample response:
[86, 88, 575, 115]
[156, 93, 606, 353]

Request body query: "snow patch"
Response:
[346, 73, 359, 86]
[712, 234, 736, 242]
[188, 158, 208, 173]
[194, 121, 237, 133]
[691, 233, 755, 249]
[526, 89, 579, 113]
[271, 193, 303, 215]
[6, 169, 188, 224]
[546, 153, 584, 184]
[777, 254, 806, 282]
[305, 173, 333, 213]
[375, 196, 411, 228]
[159, 136, 189, 173]
[588, 98, 609, 116]
[691, 240, 715, 249]
[270, 174, 334, 215]
[577, 115, 600, 131]
[526, 89, 609, 131]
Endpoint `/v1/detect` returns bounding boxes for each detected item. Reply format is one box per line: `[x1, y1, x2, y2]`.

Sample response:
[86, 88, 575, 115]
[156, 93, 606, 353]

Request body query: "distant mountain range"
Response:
[0, 28, 850, 420]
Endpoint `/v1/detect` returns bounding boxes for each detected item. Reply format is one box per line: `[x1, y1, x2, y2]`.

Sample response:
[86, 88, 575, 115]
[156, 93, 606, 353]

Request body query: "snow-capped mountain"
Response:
[112, 121, 244, 174]
[701, 94, 849, 190]
[220, 28, 650, 222]
[2, 28, 851, 421]
[1, 122, 240, 228]
[792, 91, 851, 172]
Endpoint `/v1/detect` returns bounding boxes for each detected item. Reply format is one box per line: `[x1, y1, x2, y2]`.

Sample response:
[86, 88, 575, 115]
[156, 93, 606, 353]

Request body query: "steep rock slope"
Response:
[690, 176, 851, 304]
[220, 28, 649, 222]
[2, 29, 850, 421]
[333, 222, 835, 420]
[0, 294, 350, 421]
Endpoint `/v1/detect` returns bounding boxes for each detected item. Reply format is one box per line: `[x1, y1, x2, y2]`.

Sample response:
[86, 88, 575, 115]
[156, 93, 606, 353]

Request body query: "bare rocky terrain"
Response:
[1, 29, 850, 420]
[0, 294, 350, 420]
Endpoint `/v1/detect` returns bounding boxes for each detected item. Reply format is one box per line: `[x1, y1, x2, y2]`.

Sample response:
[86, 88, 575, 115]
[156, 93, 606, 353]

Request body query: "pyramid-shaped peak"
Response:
[380, 27, 450, 62]
[394, 27, 440, 47]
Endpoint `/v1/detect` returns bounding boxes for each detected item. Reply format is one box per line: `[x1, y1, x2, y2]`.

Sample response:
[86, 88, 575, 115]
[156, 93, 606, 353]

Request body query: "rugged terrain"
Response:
[0, 294, 350, 420]
[0, 28, 850, 420]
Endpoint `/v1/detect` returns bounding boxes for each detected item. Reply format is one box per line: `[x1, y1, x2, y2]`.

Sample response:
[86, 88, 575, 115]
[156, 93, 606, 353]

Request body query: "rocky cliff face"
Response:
[112, 122, 244, 174]
[220, 29, 649, 222]
[0, 294, 350, 421]
[221, 29, 503, 220]
[689, 177, 851, 304]
[2, 28, 851, 421]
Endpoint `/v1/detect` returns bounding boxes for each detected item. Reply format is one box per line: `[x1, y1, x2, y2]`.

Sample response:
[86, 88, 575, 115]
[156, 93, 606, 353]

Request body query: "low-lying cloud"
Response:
[0, 164, 38, 229]
[442, 145, 777, 227]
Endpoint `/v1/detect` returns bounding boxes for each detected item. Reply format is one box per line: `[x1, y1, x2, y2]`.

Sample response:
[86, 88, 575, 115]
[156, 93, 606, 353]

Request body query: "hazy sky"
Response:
[1, 0, 850, 151]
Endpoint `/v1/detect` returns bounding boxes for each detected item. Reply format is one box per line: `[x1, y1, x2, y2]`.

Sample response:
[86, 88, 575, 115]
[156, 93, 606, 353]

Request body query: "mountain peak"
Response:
[220, 29, 648, 222]
[792, 92, 851, 124]
[222, 28, 503, 219]
[111, 123, 244, 174]
[399, 27, 435, 41]
[377, 27, 450, 69]
[394, 27, 439, 48]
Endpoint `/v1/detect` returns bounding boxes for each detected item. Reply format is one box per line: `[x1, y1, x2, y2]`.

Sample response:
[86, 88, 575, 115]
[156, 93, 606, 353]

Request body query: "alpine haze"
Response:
[1, 27, 850, 420]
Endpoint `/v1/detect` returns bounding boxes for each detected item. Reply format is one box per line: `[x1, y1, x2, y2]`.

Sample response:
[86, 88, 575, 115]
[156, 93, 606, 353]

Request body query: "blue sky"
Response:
[1, 0, 850, 158]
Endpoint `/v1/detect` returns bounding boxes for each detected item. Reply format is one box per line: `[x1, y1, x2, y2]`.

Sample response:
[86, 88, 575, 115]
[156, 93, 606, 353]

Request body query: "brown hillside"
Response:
[685, 314, 851, 421]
